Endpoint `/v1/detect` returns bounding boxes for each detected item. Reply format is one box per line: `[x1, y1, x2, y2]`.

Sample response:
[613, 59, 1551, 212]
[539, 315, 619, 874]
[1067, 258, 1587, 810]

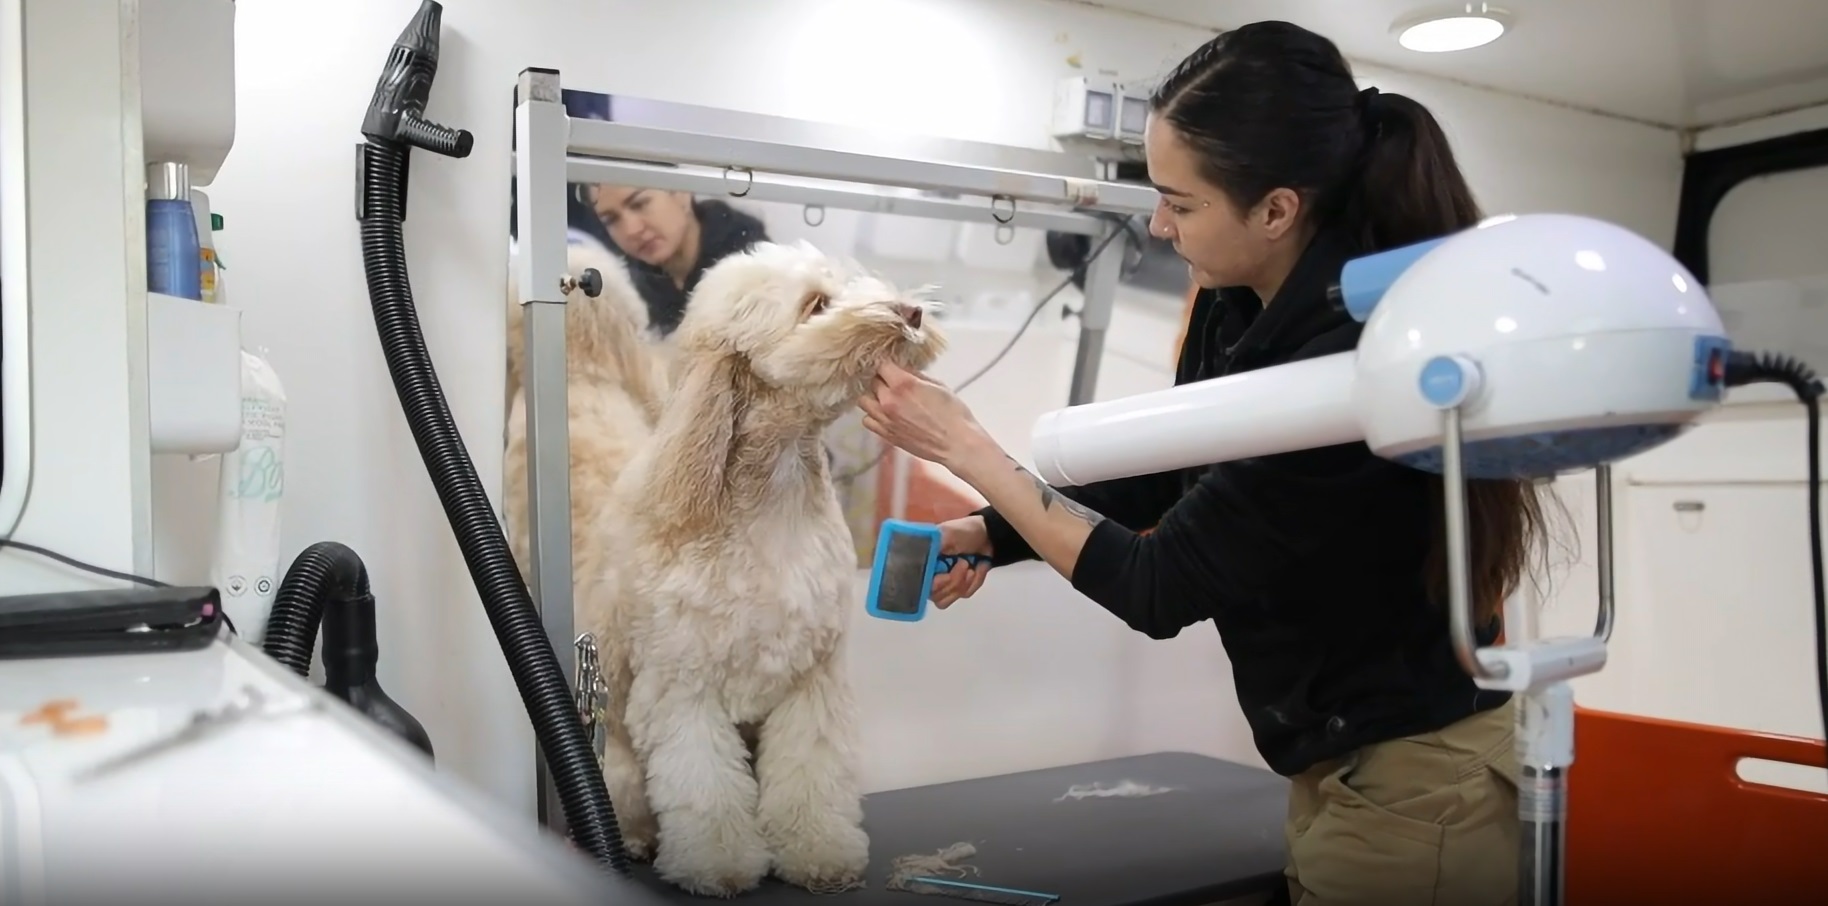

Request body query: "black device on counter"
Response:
[0, 585, 225, 660]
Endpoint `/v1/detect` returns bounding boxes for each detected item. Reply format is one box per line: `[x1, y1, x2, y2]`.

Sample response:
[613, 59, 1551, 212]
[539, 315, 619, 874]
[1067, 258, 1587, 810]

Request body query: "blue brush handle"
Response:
[936, 553, 988, 572]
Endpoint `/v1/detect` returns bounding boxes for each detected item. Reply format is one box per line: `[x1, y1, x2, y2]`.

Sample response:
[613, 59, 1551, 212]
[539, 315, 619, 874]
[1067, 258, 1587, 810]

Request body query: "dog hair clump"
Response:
[885, 842, 981, 891]
[1054, 780, 1179, 801]
[579, 240, 946, 897]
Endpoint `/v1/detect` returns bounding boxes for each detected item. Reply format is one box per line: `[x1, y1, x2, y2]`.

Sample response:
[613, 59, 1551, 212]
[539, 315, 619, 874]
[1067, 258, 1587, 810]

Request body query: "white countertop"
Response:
[0, 634, 661, 905]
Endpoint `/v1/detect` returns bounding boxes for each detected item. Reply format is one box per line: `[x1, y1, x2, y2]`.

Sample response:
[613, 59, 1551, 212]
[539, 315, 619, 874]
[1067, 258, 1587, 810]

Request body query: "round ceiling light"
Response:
[1394, 5, 1512, 53]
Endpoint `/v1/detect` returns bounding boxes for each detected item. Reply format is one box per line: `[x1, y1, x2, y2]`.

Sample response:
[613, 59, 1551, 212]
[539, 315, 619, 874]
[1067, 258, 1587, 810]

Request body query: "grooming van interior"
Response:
[3, 1, 1828, 904]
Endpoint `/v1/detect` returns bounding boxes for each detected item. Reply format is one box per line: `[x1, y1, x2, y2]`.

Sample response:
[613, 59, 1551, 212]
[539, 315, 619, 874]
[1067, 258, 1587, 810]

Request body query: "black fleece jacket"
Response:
[628, 199, 769, 336]
[975, 225, 1508, 778]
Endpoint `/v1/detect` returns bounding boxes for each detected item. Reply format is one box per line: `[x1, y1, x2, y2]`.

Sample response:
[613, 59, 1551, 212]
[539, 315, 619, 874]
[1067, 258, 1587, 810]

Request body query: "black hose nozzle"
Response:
[361, 0, 473, 159]
[263, 542, 435, 760]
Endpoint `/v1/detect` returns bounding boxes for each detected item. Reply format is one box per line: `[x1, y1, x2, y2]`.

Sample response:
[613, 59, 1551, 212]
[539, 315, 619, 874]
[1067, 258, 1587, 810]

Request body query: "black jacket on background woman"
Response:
[626, 200, 769, 336]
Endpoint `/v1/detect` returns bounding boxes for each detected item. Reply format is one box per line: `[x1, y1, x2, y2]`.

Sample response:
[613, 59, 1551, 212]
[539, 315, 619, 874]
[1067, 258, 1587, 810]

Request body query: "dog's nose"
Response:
[896, 303, 923, 329]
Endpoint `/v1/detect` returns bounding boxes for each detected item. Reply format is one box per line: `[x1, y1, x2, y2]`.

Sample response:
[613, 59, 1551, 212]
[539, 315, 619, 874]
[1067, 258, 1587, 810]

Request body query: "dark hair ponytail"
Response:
[1341, 88, 1483, 250]
[1152, 22, 1549, 625]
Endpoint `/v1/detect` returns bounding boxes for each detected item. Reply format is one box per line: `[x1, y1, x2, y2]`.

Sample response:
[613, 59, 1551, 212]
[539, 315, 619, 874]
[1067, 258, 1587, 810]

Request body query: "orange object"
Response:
[20, 698, 109, 737]
[20, 699, 80, 725]
[1567, 706, 1828, 903]
[51, 714, 110, 737]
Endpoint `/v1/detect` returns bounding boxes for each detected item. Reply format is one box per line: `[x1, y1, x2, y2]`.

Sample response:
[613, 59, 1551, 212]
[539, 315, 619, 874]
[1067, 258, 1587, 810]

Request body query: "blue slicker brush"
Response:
[864, 519, 987, 623]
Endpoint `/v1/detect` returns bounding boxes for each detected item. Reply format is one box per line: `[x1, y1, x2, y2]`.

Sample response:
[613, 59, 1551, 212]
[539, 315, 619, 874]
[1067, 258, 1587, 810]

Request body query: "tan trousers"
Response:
[1284, 700, 1520, 906]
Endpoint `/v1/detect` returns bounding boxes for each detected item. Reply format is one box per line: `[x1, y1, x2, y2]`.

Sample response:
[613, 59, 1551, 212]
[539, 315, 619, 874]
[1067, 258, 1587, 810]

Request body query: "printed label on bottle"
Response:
[230, 399, 286, 503]
[199, 248, 218, 303]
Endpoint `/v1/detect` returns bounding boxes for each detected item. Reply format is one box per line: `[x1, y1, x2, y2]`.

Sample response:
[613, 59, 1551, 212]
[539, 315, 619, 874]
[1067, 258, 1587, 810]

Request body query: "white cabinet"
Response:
[1615, 481, 1824, 741]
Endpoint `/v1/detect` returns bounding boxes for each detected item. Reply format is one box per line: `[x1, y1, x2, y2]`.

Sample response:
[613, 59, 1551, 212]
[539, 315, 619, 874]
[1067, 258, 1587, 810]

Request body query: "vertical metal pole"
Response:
[1066, 226, 1125, 406]
[1518, 683, 1572, 906]
[1441, 407, 1505, 683]
[1441, 407, 1557, 903]
[514, 66, 574, 834]
[1593, 464, 1616, 642]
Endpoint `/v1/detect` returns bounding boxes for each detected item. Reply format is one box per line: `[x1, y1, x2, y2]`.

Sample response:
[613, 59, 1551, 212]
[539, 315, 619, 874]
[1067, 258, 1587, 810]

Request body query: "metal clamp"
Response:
[575, 633, 607, 761]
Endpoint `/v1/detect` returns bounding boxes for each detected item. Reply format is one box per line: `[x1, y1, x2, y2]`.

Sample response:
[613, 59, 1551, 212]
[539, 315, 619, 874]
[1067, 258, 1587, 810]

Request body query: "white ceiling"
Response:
[1080, 0, 1828, 129]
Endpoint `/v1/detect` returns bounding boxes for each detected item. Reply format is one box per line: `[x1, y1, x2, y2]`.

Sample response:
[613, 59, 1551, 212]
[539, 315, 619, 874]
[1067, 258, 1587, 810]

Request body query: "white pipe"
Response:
[1030, 352, 1363, 486]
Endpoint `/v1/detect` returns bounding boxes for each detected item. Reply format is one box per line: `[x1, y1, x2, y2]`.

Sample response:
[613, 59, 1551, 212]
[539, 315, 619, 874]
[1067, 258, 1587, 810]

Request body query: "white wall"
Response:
[1, 0, 153, 593]
[150, 0, 1687, 814]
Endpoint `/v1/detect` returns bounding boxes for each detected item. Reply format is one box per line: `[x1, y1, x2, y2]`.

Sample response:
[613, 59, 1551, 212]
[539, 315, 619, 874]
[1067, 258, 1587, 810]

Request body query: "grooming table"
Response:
[625, 751, 1290, 905]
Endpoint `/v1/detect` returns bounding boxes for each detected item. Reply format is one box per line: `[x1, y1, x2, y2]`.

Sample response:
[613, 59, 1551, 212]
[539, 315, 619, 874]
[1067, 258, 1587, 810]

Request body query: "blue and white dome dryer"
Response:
[1349, 212, 1729, 478]
[1028, 212, 1732, 487]
[864, 519, 987, 623]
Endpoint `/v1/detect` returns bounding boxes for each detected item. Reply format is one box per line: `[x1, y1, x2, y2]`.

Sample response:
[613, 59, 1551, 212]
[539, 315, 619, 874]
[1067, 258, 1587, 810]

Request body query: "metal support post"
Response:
[1594, 464, 1616, 642]
[514, 66, 574, 834]
[1517, 682, 1572, 906]
[1439, 403, 1618, 906]
[1067, 225, 1126, 406]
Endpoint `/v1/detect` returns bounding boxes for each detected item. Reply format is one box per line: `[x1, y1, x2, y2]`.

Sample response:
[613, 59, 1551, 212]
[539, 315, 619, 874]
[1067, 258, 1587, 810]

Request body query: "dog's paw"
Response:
[618, 822, 657, 863]
[771, 820, 870, 894]
[653, 824, 770, 898]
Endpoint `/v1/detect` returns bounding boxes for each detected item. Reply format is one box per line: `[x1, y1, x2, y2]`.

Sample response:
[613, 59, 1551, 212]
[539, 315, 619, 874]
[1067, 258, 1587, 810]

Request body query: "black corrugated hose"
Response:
[263, 540, 367, 677]
[350, 0, 628, 871]
[1722, 349, 1827, 781]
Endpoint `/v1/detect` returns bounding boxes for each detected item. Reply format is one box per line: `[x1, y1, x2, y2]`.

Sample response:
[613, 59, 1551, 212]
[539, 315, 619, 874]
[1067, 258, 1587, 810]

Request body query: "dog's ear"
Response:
[646, 351, 743, 532]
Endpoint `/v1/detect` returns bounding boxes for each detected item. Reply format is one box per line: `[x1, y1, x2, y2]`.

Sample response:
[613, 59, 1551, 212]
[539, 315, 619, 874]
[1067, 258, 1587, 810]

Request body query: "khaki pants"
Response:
[1284, 700, 1520, 906]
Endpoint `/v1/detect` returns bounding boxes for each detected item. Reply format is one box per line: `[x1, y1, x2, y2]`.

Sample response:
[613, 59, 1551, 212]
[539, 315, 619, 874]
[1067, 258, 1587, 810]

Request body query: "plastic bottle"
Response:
[212, 350, 288, 642]
[146, 162, 202, 300]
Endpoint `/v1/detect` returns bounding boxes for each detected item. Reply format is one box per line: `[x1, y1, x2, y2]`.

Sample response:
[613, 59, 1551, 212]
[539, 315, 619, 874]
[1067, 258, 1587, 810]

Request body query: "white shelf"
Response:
[147, 292, 241, 454]
[139, 0, 236, 184]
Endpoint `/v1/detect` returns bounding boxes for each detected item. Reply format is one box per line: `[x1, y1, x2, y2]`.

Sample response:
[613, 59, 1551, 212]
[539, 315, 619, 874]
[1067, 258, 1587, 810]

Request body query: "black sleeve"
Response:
[1060, 325, 1394, 639]
[1065, 443, 1393, 638]
[974, 469, 1184, 567]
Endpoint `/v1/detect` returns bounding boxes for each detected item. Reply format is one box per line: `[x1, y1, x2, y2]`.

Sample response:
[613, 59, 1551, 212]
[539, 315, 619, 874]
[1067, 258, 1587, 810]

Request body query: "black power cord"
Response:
[0, 538, 170, 588]
[1723, 349, 1826, 769]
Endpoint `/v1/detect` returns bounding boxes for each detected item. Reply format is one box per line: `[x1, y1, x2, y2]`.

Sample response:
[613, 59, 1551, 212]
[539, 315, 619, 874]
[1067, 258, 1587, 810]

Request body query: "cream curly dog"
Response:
[578, 240, 946, 897]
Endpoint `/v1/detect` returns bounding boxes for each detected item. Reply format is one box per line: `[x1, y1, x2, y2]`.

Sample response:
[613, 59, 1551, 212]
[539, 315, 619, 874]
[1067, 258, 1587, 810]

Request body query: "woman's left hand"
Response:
[858, 361, 990, 468]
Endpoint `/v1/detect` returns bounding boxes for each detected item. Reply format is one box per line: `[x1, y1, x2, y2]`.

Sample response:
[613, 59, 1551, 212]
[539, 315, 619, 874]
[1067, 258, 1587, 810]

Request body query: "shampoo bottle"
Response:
[146, 162, 202, 300]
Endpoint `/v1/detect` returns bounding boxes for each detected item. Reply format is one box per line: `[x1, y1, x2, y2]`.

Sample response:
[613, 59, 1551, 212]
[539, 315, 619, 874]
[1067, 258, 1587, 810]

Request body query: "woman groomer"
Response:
[587, 185, 769, 336]
[860, 21, 1544, 906]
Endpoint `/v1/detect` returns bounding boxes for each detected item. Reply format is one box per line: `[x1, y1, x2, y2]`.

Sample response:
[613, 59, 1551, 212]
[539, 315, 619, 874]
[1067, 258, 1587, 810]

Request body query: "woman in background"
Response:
[859, 20, 1540, 906]
[587, 185, 769, 336]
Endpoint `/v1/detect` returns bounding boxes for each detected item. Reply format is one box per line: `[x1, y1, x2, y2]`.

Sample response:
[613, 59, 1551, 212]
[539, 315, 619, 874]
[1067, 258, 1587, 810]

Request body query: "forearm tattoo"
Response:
[1007, 455, 1105, 528]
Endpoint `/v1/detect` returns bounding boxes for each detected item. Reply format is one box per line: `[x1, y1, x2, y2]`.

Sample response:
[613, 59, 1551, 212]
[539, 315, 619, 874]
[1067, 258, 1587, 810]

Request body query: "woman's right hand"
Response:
[931, 515, 994, 609]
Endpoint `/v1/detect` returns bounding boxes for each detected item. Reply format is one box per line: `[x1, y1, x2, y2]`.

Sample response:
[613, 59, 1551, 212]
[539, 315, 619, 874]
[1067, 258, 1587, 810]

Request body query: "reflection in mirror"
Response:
[502, 88, 1186, 577]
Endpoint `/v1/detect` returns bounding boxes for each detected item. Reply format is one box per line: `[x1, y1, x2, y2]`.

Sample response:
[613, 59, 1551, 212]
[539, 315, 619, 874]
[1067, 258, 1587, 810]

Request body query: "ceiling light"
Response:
[1393, 5, 1512, 53]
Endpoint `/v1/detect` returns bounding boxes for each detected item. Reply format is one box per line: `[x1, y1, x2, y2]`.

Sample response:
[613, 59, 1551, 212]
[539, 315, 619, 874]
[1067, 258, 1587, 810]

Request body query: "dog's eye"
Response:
[801, 291, 830, 318]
